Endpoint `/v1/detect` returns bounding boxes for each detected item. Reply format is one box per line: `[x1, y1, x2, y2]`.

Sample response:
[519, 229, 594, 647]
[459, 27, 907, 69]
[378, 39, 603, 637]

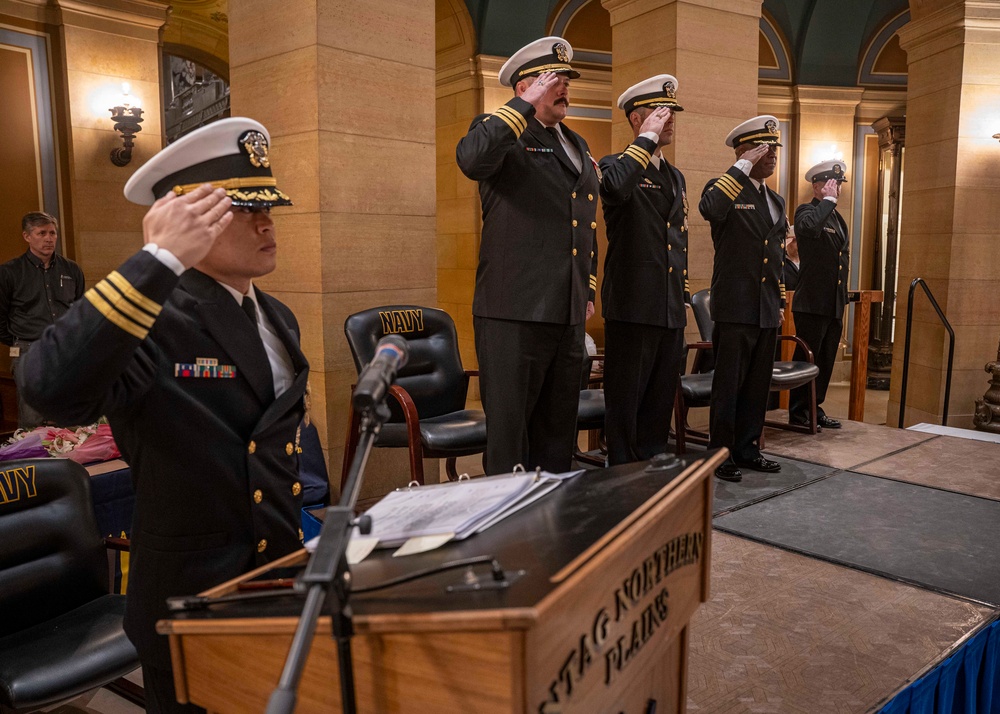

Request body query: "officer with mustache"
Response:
[457, 36, 600, 475]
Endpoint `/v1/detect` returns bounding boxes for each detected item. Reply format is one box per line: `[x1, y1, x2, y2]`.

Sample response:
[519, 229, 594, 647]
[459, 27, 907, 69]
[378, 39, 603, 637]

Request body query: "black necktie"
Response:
[759, 183, 773, 225]
[241, 296, 258, 328]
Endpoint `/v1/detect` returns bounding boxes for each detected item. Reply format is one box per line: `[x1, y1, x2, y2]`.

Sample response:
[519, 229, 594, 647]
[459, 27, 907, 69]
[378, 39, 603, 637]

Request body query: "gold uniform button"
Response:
[683, 247, 687, 253]
[589, 251, 594, 258]
[839, 265, 843, 270]
[590, 221, 597, 229]
[572, 248, 578, 256]
[253, 489, 263, 504]
[764, 240, 769, 246]
[588, 193, 594, 201]
[666, 222, 671, 229]
[298, 529, 304, 541]
[764, 258, 768, 264]
[572, 192, 577, 199]
[669, 267, 673, 273]
[572, 220, 578, 227]
[257, 539, 268, 553]
[248, 441, 256, 455]
[762, 277, 766, 283]
[668, 244, 672, 251]
[781, 243, 785, 249]
[285, 442, 294, 456]
[838, 280, 842, 285]
[683, 269, 687, 276]
[297, 446, 303, 454]
[292, 481, 302, 496]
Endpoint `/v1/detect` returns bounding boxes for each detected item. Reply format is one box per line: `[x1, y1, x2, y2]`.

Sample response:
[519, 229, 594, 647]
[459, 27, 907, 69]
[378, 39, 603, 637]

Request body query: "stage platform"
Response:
[687, 418, 1000, 713]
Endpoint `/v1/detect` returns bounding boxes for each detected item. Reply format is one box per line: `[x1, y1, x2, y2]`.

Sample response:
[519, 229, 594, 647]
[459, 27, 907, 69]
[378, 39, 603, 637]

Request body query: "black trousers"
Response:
[604, 320, 684, 465]
[474, 316, 585, 474]
[143, 663, 206, 714]
[789, 312, 842, 422]
[709, 322, 776, 465]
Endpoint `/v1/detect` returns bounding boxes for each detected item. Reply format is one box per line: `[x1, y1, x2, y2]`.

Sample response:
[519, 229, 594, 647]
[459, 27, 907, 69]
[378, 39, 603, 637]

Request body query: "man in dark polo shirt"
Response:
[0, 212, 84, 427]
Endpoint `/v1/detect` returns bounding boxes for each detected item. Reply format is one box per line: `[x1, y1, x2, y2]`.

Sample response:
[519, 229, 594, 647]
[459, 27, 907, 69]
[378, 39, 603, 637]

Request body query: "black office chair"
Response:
[0, 458, 141, 712]
[576, 354, 607, 466]
[676, 289, 819, 453]
[343, 305, 487, 485]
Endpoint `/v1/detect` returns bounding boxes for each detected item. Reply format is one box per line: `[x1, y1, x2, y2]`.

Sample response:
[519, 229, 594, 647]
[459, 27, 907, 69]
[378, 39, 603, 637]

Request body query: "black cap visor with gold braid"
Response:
[153, 130, 292, 209]
[623, 90, 685, 115]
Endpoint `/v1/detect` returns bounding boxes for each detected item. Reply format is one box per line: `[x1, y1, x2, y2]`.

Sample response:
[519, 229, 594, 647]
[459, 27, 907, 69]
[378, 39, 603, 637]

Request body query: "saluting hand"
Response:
[638, 107, 672, 138]
[820, 179, 840, 199]
[142, 185, 232, 270]
[521, 72, 558, 109]
[743, 144, 772, 165]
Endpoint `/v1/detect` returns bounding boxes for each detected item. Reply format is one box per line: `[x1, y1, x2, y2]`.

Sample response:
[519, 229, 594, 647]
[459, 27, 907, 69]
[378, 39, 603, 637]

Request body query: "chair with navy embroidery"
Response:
[342, 305, 487, 486]
[0, 458, 142, 712]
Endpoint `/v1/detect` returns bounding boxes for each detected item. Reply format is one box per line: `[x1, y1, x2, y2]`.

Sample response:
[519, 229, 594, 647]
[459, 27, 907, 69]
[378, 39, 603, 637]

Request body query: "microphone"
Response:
[352, 335, 409, 409]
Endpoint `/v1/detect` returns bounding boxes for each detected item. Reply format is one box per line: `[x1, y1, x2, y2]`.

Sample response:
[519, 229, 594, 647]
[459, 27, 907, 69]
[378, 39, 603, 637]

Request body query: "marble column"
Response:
[229, 0, 437, 496]
[892, 0, 1000, 427]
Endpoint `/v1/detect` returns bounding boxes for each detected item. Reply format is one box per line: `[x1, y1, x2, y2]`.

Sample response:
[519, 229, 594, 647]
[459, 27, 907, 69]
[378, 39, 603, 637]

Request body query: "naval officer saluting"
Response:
[788, 159, 851, 429]
[21, 118, 308, 713]
[599, 74, 690, 465]
[699, 115, 788, 482]
[456, 36, 600, 475]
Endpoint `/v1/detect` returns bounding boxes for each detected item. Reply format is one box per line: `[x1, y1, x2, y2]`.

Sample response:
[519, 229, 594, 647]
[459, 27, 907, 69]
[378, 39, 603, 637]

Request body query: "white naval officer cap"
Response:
[805, 159, 849, 183]
[498, 36, 580, 87]
[617, 74, 685, 115]
[725, 115, 782, 148]
[124, 117, 292, 208]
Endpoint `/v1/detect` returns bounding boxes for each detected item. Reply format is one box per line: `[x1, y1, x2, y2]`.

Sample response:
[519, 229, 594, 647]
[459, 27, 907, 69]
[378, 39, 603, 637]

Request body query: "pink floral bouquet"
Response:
[0, 420, 120, 464]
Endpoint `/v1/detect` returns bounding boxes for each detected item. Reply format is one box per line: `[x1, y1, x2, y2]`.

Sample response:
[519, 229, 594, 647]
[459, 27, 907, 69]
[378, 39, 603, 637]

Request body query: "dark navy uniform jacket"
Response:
[699, 166, 788, 329]
[792, 198, 850, 318]
[20, 251, 308, 667]
[599, 135, 689, 329]
[456, 96, 599, 325]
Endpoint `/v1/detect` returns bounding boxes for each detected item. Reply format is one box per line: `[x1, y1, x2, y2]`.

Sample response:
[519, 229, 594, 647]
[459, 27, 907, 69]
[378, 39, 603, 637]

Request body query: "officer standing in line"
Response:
[599, 74, 689, 465]
[21, 118, 308, 713]
[456, 36, 600, 475]
[699, 115, 788, 483]
[788, 160, 851, 429]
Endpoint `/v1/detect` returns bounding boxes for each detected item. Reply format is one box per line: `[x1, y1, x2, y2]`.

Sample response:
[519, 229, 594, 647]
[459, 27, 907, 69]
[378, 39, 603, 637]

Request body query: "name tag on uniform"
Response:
[824, 226, 837, 234]
[175, 357, 236, 379]
[525, 147, 553, 153]
[9, 347, 19, 358]
[733, 203, 756, 210]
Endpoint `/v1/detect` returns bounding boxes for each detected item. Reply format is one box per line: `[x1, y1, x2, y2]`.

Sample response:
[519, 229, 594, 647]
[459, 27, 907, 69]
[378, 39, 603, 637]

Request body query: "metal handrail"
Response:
[898, 278, 955, 428]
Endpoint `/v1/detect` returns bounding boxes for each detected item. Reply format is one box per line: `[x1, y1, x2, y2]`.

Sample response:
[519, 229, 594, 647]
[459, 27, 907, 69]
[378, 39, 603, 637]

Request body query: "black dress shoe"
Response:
[715, 464, 742, 482]
[788, 415, 814, 428]
[817, 415, 842, 429]
[735, 456, 781, 473]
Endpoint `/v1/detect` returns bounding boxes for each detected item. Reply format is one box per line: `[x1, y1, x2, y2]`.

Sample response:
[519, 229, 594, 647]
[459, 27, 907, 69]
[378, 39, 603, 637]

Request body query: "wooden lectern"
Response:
[159, 450, 724, 713]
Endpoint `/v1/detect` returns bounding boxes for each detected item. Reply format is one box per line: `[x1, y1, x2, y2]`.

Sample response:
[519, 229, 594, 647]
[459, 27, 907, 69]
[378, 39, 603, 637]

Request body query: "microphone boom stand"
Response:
[266, 402, 390, 714]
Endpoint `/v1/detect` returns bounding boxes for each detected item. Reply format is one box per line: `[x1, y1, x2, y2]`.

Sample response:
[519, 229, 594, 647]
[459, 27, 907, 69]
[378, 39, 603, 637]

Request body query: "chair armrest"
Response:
[387, 384, 422, 447]
[105, 536, 130, 552]
[777, 334, 815, 363]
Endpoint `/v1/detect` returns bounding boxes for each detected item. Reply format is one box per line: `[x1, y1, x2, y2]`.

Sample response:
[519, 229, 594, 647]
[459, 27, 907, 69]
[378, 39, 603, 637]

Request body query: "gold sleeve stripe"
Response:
[495, 106, 527, 133]
[85, 290, 149, 340]
[714, 180, 739, 200]
[624, 146, 650, 162]
[623, 148, 650, 168]
[628, 143, 652, 161]
[106, 271, 162, 316]
[94, 280, 156, 328]
[717, 174, 742, 195]
[491, 110, 521, 136]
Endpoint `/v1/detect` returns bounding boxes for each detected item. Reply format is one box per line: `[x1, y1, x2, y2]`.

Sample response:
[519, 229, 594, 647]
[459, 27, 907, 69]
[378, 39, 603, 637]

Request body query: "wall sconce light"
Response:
[108, 83, 144, 167]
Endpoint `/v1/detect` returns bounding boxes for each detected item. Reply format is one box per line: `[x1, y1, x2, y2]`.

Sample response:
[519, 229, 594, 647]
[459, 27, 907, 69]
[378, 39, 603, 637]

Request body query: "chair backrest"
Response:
[344, 306, 468, 421]
[690, 289, 714, 342]
[0, 458, 108, 638]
